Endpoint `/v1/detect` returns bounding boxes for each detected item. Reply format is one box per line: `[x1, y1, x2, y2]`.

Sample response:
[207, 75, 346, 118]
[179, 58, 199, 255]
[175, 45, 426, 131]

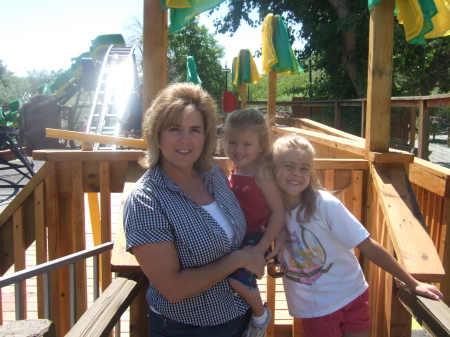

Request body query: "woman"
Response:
[124, 82, 267, 337]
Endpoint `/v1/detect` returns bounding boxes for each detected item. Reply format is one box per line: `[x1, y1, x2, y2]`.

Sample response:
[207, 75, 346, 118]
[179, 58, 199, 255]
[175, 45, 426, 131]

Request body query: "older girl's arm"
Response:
[132, 241, 266, 303]
[357, 237, 443, 300]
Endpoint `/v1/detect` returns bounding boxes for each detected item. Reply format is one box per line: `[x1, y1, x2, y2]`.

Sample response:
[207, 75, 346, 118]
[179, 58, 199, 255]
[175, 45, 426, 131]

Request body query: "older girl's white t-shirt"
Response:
[280, 190, 370, 318]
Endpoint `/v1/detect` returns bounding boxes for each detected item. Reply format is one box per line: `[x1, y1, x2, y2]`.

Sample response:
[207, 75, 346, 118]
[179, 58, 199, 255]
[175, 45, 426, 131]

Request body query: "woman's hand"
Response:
[239, 246, 267, 279]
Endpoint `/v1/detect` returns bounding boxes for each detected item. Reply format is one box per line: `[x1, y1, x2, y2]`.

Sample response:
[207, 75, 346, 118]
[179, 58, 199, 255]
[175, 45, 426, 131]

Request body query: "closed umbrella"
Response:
[186, 56, 202, 85]
[231, 49, 262, 109]
[261, 13, 304, 124]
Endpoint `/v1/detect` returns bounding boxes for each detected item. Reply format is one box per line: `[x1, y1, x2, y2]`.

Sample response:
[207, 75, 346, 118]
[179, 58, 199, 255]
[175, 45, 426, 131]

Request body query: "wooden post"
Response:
[143, 0, 168, 111]
[268, 70, 277, 126]
[13, 206, 26, 319]
[418, 100, 430, 160]
[365, 0, 395, 155]
[241, 82, 247, 109]
[34, 182, 46, 318]
[72, 161, 87, 318]
[334, 101, 341, 129]
[361, 99, 366, 138]
[410, 107, 417, 152]
[100, 161, 112, 291]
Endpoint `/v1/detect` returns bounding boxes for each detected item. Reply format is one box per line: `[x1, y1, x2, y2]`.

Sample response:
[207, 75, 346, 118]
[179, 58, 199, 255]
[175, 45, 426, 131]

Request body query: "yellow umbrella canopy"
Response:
[261, 13, 304, 76]
[231, 49, 262, 95]
[369, 0, 450, 43]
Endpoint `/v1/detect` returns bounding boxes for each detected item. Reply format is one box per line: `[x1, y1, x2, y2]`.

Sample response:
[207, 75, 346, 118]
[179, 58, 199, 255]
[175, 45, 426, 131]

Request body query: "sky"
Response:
[1, 0, 302, 77]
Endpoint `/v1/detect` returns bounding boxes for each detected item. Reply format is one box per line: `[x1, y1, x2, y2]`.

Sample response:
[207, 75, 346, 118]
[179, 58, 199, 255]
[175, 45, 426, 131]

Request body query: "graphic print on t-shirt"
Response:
[280, 226, 333, 285]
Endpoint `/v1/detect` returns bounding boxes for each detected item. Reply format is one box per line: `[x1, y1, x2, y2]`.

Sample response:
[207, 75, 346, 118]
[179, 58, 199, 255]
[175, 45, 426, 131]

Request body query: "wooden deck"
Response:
[0, 186, 293, 335]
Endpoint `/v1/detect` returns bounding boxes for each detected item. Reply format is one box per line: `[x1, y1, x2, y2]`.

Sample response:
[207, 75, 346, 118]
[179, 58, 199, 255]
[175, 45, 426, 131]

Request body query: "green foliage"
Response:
[248, 72, 309, 102]
[168, 19, 225, 99]
[0, 60, 28, 105]
[211, 0, 450, 99]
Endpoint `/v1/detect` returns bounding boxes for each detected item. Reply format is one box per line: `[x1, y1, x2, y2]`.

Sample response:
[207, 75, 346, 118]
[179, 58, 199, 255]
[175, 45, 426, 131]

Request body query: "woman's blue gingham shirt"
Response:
[124, 165, 249, 326]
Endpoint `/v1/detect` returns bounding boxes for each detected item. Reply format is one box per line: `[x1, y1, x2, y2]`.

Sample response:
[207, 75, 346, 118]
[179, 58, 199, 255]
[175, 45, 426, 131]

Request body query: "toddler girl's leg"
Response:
[228, 277, 265, 317]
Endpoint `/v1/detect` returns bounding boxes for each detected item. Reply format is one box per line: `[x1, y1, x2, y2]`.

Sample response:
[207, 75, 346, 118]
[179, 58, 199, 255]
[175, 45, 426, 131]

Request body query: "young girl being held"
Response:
[223, 109, 285, 337]
[271, 134, 443, 337]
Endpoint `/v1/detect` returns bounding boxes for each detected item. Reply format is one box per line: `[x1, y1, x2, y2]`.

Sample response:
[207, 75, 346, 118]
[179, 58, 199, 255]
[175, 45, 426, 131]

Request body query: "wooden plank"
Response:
[72, 161, 87, 319]
[334, 102, 341, 129]
[323, 170, 334, 191]
[369, 151, 414, 164]
[418, 100, 430, 160]
[266, 275, 275, 336]
[365, 0, 395, 154]
[100, 161, 112, 291]
[0, 166, 45, 228]
[409, 163, 450, 198]
[33, 150, 145, 163]
[34, 182, 46, 318]
[13, 206, 26, 319]
[45, 129, 146, 149]
[274, 126, 366, 157]
[398, 280, 450, 336]
[289, 118, 365, 141]
[57, 192, 73, 335]
[111, 162, 146, 273]
[440, 198, 450, 305]
[370, 163, 445, 281]
[66, 273, 147, 337]
[44, 162, 61, 331]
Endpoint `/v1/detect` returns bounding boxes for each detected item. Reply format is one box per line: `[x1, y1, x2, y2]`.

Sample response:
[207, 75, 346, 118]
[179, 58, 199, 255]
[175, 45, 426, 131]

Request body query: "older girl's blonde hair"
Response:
[139, 82, 217, 171]
[222, 109, 272, 162]
[272, 134, 324, 224]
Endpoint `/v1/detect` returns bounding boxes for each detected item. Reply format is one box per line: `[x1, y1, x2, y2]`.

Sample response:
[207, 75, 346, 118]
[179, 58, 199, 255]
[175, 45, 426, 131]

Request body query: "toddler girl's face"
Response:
[274, 149, 311, 208]
[225, 129, 263, 171]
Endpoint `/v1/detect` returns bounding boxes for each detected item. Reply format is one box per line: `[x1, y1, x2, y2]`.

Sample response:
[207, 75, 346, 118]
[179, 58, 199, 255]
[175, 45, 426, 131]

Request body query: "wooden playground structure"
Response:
[1, 0, 450, 336]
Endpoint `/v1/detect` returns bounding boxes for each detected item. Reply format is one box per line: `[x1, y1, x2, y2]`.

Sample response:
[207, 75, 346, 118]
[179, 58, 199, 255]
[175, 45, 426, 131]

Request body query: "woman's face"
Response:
[159, 109, 205, 173]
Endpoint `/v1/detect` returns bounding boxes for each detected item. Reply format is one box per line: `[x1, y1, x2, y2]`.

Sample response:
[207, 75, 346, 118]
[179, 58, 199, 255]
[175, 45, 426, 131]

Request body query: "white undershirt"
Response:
[202, 201, 236, 246]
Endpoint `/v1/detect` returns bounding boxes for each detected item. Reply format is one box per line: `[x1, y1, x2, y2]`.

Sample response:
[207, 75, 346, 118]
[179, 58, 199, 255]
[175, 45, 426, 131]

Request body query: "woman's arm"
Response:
[132, 240, 267, 303]
[357, 237, 443, 300]
[253, 165, 286, 256]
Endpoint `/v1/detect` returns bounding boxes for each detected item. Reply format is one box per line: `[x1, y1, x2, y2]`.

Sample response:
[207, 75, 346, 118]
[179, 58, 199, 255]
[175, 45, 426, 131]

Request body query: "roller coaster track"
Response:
[85, 44, 136, 150]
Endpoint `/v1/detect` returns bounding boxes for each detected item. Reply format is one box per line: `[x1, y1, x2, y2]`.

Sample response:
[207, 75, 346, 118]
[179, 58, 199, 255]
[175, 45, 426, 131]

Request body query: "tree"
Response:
[0, 60, 28, 105]
[125, 17, 225, 100]
[168, 19, 225, 99]
[211, 0, 450, 99]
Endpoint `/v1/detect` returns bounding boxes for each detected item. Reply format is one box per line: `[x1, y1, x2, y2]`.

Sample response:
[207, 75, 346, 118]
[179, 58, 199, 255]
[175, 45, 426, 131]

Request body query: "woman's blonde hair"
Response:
[222, 109, 272, 162]
[272, 134, 323, 224]
[139, 82, 217, 171]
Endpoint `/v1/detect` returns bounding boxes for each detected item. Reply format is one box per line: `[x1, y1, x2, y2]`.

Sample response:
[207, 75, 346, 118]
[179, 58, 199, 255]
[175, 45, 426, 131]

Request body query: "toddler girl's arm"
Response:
[253, 165, 285, 256]
[357, 237, 443, 300]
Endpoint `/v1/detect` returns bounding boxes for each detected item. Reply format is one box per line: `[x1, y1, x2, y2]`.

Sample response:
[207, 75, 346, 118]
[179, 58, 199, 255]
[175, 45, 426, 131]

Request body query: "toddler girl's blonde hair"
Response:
[272, 134, 323, 224]
[222, 109, 272, 161]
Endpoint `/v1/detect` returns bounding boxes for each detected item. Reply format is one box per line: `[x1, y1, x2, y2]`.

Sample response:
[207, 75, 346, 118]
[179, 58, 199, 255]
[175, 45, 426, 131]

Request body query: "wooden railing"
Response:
[1, 120, 449, 336]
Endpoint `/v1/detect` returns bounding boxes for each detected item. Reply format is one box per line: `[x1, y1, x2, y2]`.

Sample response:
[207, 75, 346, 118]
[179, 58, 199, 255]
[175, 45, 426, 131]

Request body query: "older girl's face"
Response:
[274, 149, 311, 209]
[159, 109, 205, 173]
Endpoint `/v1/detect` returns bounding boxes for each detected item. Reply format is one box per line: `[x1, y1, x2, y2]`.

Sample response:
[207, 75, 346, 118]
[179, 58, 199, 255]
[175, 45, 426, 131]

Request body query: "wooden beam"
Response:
[33, 149, 145, 162]
[45, 129, 146, 149]
[397, 280, 450, 336]
[274, 125, 366, 157]
[288, 118, 365, 141]
[418, 100, 430, 160]
[365, 0, 395, 154]
[144, 0, 167, 110]
[370, 163, 445, 281]
[66, 273, 147, 337]
[368, 151, 415, 164]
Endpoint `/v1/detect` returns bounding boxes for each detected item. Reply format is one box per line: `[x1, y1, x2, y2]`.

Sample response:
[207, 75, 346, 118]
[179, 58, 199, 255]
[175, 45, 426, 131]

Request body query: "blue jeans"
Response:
[228, 231, 264, 290]
[148, 307, 251, 337]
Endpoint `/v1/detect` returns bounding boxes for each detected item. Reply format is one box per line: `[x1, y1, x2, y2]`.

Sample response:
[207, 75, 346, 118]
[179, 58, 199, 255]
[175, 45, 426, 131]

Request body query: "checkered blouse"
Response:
[124, 165, 249, 326]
